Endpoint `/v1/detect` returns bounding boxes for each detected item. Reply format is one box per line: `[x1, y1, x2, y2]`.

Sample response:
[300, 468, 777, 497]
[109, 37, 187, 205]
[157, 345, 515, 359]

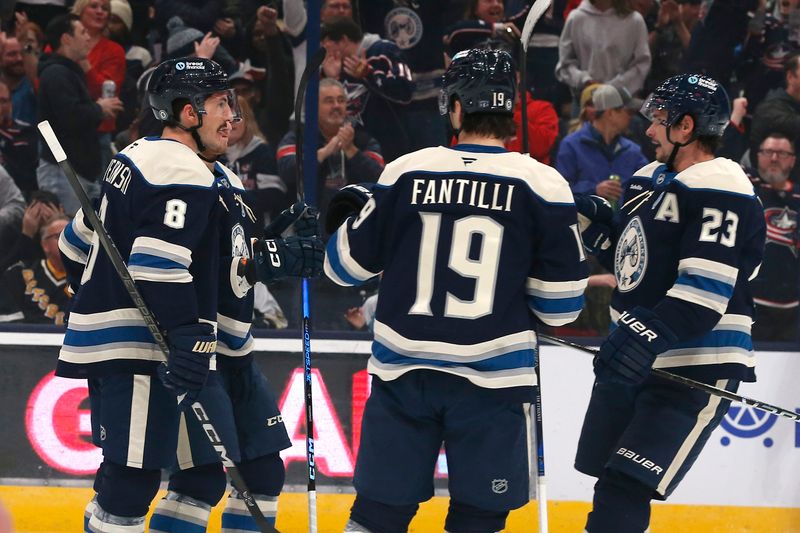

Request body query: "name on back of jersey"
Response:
[410, 177, 514, 212]
[103, 159, 132, 195]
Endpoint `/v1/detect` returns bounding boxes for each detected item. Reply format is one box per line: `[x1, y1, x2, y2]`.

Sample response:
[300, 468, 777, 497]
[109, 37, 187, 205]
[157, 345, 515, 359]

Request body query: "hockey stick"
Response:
[37, 121, 279, 533]
[519, 0, 552, 155]
[519, 4, 552, 530]
[538, 332, 800, 422]
[293, 46, 327, 533]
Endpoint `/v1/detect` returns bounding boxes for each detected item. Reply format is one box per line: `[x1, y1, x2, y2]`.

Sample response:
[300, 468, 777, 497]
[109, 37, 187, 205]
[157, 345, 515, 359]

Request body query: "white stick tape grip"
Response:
[37, 120, 68, 163]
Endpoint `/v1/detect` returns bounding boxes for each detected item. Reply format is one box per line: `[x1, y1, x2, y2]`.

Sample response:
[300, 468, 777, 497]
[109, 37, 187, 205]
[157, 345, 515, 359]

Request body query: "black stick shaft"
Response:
[539, 332, 800, 422]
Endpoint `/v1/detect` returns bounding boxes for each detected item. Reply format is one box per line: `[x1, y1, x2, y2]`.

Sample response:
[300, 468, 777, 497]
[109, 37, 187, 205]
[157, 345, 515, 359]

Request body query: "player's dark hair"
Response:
[695, 134, 721, 154]
[762, 131, 796, 145]
[45, 14, 79, 51]
[460, 111, 516, 139]
[321, 17, 363, 43]
[170, 97, 191, 123]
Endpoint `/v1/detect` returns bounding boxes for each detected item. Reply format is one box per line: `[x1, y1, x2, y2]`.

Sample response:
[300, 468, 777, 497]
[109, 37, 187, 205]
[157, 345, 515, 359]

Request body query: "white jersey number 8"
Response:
[164, 199, 188, 229]
[410, 212, 504, 319]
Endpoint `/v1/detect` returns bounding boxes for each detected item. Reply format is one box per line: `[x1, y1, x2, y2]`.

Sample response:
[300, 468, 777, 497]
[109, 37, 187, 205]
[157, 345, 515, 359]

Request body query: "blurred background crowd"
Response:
[0, 0, 796, 345]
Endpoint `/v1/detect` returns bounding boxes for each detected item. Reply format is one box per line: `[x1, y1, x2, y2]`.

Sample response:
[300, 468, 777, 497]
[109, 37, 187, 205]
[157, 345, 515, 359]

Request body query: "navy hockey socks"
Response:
[585, 469, 652, 533]
[444, 500, 508, 533]
[349, 495, 419, 533]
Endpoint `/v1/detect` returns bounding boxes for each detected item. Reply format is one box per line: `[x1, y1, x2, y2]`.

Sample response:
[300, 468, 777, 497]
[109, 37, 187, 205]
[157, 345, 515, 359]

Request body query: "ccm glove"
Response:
[158, 323, 216, 406]
[264, 201, 320, 238]
[252, 236, 324, 283]
[595, 306, 679, 386]
[325, 183, 374, 234]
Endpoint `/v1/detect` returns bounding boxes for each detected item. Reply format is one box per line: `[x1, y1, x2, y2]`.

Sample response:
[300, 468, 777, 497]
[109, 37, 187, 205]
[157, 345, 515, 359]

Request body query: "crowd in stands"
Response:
[0, 0, 797, 344]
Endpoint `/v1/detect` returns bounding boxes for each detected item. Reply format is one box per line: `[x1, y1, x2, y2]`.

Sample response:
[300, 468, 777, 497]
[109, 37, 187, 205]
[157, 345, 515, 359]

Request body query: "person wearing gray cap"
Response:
[556, 84, 648, 205]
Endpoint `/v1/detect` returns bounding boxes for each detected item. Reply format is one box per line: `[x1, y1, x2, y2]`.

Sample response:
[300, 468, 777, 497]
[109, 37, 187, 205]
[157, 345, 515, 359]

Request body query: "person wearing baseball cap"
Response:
[556, 84, 648, 205]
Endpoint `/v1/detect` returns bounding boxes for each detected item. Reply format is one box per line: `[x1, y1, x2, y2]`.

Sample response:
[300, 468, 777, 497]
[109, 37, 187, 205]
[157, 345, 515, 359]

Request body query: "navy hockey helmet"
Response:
[640, 74, 730, 137]
[438, 48, 516, 116]
[148, 57, 241, 124]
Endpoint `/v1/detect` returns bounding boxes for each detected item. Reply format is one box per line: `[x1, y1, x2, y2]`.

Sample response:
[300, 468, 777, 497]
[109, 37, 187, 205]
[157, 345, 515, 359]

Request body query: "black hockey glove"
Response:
[158, 323, 216, 406]
[325, 183, 374, 234]
[574, 194, 613, 256]
[595, 307, 678, 386]
[264, 200, 319, 238]
[252, 236, 324, 283]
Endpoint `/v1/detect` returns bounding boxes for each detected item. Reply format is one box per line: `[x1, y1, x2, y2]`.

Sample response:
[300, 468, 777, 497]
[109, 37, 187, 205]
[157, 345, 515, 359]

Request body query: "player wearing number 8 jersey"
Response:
[573, 74, 766, 533]
[324, 48, 589, 533]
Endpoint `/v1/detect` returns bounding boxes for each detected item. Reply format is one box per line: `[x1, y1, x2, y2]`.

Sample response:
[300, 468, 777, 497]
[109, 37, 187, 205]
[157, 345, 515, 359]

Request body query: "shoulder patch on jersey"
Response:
[215, 162, 245, 190]
[380, 146, 574, 204]
[119, 137, 215, 188]
[675, 158, 755, 196]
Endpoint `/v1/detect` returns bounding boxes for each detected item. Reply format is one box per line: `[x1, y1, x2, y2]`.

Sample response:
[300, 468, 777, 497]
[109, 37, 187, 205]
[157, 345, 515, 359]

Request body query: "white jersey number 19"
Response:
[410, 212, 504, 319]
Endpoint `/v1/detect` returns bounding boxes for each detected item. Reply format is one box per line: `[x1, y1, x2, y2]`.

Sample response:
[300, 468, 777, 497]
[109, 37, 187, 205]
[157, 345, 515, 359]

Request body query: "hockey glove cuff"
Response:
[325, 183, 374, 234]
[254, 236, 324, 283]
[574, 194, 614, 223]
[264, 201, 320, 238]
[595, 306, 678, 386]
[159, 323, 216, 406]
[578, 217, 612, 256]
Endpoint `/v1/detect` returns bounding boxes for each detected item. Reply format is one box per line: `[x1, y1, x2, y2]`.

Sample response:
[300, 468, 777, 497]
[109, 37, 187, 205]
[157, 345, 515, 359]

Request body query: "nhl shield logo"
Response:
[615, 216, 648, 292]
[491, 479, 508, 494]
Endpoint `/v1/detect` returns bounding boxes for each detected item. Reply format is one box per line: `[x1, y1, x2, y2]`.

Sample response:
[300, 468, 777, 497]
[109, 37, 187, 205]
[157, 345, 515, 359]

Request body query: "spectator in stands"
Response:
[526, 0, 570, 106]
[164, 16, 237, 74]
[0, 163, 24, 262]
[321, 17, 414, 163]
[13, 2, 68, 36]
[107, 0, 151, 133]
[14, 191, 64, 265]
[359, 1, 455, 154]
[555, 0, 651, 103]
[37, 14, 122, 216]
[506, 71, 560, 164]
[556, 84, 647, 202]
[244, 5, 295, 147]
[752, 51, 800, 155]
[72, 0, 126, 163]
[0, 216, 71, 325]
[442, 0, 530, 63]
[277, 78, 384, 229]
[225, 96, 288, 229]
[644, 0, 700, 94]
[747, 132, 800, 342]
[0, 80, 38, 198]
[0, 36, 38, 126]
[154, 0, 225, 36]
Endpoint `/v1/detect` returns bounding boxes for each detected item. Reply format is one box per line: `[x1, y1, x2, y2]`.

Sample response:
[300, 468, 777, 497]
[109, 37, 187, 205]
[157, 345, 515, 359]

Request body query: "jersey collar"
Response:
[450, 143, 508, 154]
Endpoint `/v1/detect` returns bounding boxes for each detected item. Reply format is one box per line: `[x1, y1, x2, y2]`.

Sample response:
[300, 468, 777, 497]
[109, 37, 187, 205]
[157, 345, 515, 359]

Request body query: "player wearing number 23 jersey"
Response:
[324, 49, 589, 533]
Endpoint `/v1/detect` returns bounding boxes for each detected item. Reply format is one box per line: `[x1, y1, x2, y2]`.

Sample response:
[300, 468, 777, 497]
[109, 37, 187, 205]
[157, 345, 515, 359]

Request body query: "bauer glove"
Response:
[595, 306, 678, 386]
[574, 194, 613, 255]
[325, 183, 374, 234]
[158, 323, 216, 406]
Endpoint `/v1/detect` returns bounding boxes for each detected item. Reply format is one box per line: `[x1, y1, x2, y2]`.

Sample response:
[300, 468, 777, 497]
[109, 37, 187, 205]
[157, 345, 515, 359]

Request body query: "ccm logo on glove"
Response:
[264, 239, 281, 267]
[618, 311, 659, 342]
[192, 340, 217, 353]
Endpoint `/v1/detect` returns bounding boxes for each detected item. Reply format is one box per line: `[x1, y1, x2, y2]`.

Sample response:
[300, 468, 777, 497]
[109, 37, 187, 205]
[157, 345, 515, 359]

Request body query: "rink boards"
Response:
[1, 331, 799, 531]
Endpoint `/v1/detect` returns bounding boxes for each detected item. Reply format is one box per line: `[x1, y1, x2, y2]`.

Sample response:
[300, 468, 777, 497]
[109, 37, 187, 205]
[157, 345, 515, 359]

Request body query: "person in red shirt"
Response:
[506, 87, 559, 164]
[71, 0, 125, 141]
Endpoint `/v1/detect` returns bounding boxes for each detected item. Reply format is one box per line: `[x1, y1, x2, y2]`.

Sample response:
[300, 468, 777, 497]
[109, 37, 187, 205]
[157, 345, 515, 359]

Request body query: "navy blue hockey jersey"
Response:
[57, 137, 222, 378]
[602, 158, 766, 382]
[324, 144, 589, 390]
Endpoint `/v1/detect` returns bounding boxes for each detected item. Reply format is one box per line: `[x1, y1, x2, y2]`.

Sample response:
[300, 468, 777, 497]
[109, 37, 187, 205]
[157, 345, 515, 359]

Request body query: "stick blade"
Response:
[520, 0, 553, 52]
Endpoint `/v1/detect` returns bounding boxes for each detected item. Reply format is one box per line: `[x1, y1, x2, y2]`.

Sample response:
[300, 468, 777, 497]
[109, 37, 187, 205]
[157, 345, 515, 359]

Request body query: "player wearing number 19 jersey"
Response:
[324, 49, 589, 533]
[573, 74, 766, 533]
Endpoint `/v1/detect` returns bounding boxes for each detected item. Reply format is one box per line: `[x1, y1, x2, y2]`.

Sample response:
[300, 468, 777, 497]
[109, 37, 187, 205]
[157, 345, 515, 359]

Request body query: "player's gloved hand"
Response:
[264, 200, 319, 238]
[325, 183, 374, 234]
[595, 306, 678, 386]
[574, 194, 613, 255]
[158, 323, 216, 406]
[251, 236, 324, 283]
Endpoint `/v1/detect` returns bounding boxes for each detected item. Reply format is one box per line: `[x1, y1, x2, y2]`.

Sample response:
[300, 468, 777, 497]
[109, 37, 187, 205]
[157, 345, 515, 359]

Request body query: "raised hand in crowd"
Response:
[342, 49, 368, 79]
[337, 122, 357, 157]
[492, 21, 520, 41]
[730, 96, 748, 127]
[21, 200, 60, 239]
[322, 46, 343, 79]
[318, 131, 343, 161]
[194, 32, 220, 60]
[255, 5, 279, 37]
[97, 96, 124, 119]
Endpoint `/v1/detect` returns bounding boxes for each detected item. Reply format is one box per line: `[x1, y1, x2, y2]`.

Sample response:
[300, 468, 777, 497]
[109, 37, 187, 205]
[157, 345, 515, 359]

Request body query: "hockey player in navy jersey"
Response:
[325, 48, 589, 533]
[573, 74, 766, 533]
[57, 57, 323, 532]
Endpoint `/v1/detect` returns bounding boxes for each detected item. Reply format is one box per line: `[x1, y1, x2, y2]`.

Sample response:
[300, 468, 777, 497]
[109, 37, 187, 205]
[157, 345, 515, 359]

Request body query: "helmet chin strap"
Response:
[172, 112, 208, 154]
[664, 122, 697, 171]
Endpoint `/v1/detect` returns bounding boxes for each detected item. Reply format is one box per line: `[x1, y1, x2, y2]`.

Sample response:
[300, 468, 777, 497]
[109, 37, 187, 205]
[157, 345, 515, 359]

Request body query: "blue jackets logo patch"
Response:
[385, 7, 423, 50]
[615, 216, 648, 292]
